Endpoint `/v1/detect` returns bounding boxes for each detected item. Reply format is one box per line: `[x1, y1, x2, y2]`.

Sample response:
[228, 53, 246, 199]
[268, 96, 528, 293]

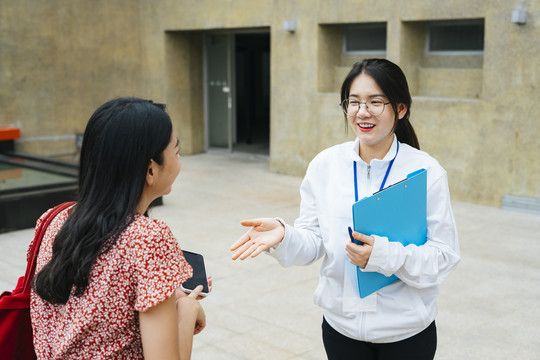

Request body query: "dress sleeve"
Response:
[131, 221, 193, 312]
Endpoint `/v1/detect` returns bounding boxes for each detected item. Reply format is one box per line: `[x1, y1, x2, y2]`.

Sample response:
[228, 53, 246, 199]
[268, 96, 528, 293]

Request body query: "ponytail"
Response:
[395, 116, 420, 150]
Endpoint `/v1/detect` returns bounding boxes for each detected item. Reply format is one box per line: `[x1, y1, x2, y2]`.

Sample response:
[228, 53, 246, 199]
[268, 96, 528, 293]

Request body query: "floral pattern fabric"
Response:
[30, 206, 192, 359]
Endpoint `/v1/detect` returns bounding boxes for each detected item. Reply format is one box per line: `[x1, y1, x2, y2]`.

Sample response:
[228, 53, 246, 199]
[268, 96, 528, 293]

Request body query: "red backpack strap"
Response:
[22, 202, 76, 294]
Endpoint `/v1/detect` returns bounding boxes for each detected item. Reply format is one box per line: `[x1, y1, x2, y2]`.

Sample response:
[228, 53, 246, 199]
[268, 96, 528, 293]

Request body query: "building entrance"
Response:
[205, 32, 270, 155]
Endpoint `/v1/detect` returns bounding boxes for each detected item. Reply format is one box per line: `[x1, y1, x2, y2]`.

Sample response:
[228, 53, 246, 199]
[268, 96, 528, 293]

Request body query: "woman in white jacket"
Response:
[230, 58, 460, 360]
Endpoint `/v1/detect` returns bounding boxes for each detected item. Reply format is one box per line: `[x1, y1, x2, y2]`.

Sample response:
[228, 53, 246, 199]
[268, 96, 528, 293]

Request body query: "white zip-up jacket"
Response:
[269, 136, 460, 343]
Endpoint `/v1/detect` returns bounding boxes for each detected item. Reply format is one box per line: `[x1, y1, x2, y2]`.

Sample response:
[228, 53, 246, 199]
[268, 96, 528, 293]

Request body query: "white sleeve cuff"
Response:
[264, 217, 287, 255]
[364, 235, 389, 272]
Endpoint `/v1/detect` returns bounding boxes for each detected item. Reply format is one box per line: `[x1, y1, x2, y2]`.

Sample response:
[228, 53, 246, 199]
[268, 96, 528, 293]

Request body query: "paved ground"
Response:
[1, 152, 539, 359]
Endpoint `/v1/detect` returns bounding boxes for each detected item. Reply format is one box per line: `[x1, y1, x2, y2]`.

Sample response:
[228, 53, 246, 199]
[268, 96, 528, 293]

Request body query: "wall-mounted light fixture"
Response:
[511, 8, 528, 25]
[282, 20, 297, 33]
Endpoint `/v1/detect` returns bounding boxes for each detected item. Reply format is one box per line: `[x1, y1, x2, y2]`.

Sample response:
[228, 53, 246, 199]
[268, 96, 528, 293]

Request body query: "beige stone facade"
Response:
[1, 0, 538, 207]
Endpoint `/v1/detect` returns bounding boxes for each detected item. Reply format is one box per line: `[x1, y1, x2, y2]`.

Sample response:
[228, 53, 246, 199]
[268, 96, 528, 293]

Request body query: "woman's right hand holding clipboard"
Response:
[346, 227, 375, 269]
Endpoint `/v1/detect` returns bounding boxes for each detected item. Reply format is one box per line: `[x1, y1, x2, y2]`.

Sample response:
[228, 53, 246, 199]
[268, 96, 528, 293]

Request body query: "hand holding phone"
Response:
[180, 250, 210, 297]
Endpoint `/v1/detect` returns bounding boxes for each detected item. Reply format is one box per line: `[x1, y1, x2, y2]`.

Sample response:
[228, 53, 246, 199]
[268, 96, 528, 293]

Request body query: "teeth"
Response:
[358, 123, 374, 128]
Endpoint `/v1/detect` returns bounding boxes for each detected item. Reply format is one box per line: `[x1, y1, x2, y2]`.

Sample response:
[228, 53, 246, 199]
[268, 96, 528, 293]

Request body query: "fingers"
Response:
[230, 231, 252, 251]
[230, 218, 269, 251]
[231, 235, 257, 260]
[359, 233, 375, 246]
[240, 218, 280, 231]
[232, 218, 282, 260]
[231, 227, 267, 260]
[346, 231, 374, 268]
[232, 241, 266, 260]
[249, 244, 268, 258]
[194, 321, 206, 335]
[194, 303, 206, 334]
[188, 285, 203, 299]
[345, 241, 360, 256]
[194, 310, 206, 335]
[350, 230, 375, 246]
[240, 218, 263, 228]
[195, 278, 211, 300]
[240, 243, 266, 260]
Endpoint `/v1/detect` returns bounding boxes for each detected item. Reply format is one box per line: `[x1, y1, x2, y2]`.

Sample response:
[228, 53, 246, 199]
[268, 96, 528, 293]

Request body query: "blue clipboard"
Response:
[351, 168, 427, 298]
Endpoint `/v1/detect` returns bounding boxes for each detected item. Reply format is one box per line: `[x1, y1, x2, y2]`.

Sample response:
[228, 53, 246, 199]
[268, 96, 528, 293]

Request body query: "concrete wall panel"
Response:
[1, 0, 538, 206]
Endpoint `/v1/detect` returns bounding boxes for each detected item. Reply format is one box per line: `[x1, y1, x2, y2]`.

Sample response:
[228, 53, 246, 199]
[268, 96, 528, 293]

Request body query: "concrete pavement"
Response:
[1, 152, 539, 359]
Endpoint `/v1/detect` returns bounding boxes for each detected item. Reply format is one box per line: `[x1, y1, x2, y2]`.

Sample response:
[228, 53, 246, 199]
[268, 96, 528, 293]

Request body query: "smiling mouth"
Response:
[358, 123, 375, 129]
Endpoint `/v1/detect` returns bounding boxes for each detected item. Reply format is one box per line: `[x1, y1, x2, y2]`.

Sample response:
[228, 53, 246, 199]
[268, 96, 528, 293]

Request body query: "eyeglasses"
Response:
[340, 99, 390, 117]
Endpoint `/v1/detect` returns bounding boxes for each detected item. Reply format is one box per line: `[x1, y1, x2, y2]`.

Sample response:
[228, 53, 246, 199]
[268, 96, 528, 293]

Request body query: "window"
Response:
[344, 23, 387, 54]
[427, 19, 484, 54]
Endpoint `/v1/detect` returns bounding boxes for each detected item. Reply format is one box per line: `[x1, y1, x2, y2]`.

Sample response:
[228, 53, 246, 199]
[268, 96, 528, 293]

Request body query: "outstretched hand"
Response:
[230, 218, 285, 260]
[345, 230, 375, 269]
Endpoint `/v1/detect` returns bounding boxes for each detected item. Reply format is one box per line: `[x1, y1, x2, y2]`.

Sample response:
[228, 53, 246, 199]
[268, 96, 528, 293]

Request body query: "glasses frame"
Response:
[340, 99, 391, 117]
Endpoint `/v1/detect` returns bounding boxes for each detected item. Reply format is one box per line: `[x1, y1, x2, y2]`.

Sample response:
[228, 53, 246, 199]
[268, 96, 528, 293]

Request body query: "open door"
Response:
[205, 34, 233, 150]
[234, 33, 270, 155]
[205, 31, 270, 155]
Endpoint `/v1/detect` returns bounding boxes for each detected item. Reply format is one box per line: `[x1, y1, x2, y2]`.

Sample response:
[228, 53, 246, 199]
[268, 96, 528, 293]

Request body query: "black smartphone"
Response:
[180, 250, 209, 296]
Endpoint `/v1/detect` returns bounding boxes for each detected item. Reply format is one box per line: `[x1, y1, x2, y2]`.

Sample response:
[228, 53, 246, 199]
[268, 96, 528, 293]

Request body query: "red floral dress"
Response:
[30, 206, 193, 359]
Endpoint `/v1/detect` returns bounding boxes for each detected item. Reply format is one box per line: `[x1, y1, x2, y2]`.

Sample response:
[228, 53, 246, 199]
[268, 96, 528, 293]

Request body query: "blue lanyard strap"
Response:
[353, 141, 399, 202]
[353, 161, 359, 202]
[379, 141, 399, 192]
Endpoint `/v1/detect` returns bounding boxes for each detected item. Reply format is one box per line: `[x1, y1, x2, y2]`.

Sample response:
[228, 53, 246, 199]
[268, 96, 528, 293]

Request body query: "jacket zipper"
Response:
[361, 312, 367, 340]
[358, 163, 370, 340]
[366, 164, 372, 193]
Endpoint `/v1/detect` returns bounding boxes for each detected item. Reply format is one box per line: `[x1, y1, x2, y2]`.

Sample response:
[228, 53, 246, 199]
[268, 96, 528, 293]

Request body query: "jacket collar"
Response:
[351, 135, 399, 165]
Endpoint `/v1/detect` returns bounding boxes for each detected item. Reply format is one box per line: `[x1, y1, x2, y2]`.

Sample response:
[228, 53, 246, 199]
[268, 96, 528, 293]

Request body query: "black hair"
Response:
[340, 58, 420, 149]
[34, 97, 173, 304]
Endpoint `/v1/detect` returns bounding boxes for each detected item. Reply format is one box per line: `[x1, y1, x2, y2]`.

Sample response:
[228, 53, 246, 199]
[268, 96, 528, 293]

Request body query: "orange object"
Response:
[0, 167, 23, 181]
[0, 128, 21, 141]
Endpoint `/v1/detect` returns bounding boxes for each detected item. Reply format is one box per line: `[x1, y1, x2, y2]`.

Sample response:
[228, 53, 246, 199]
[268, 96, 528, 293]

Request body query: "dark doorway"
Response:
[234, 33, 270, 155]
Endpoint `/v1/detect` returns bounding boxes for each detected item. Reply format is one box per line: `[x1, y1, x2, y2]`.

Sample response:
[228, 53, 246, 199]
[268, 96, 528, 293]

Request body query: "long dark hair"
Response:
[340, 58, 420, 149]
[34, 97, 173, 304]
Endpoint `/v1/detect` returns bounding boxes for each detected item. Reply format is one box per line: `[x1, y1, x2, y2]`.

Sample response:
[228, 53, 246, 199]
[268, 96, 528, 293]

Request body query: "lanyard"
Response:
[353, 141, 399, 202]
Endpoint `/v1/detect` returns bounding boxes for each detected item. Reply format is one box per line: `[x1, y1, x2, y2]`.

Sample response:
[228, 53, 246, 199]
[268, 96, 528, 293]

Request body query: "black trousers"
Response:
[322, 317, 437, 360]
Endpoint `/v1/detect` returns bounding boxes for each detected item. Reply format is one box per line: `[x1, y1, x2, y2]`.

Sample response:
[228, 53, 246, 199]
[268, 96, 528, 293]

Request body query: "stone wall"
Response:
[1, 0, 538, 206]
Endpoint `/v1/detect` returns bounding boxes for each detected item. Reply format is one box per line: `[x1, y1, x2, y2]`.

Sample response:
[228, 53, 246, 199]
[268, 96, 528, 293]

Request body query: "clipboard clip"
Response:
[372, 177, 407, 195]
[371, 168, 425, 196]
